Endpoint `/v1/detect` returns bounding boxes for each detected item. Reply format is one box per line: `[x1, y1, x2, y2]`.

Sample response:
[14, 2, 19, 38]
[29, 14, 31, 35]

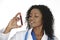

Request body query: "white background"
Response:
[0, 0, 60, 40]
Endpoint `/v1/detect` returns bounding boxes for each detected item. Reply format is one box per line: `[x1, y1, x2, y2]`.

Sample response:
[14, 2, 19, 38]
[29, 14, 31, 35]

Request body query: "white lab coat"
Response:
[0, 28, 58, 40]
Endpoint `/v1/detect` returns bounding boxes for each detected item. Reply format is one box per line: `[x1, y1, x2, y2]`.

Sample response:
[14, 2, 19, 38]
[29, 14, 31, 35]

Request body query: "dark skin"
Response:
[3, 9, 43, 40]
[28, 9, 44, 40]
[3, 13, 23, 34]
[33, 26, 44, 40]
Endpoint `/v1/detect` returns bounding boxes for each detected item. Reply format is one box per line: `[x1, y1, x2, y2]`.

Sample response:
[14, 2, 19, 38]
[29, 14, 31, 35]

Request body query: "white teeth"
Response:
[31, 22, 33, 23]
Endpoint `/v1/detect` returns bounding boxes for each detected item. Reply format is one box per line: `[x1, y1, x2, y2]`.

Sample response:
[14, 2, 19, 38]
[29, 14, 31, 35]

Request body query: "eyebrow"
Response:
[30, 13, 39, 15]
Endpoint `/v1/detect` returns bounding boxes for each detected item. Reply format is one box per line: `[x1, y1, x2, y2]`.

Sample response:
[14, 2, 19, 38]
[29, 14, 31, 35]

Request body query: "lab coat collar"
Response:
[27, 28, 48, 40]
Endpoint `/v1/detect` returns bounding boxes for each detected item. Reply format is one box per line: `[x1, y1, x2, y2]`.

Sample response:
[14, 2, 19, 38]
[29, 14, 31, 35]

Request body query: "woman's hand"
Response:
[3, 13, 23, 34]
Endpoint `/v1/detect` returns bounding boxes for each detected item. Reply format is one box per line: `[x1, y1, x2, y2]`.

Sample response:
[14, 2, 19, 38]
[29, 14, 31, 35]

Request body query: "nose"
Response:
[29, 17, 34, 22]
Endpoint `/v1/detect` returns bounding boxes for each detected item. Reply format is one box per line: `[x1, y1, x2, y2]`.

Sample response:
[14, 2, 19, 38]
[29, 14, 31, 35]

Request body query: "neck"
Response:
[33, 25, 44, 40]
[33, 25, 43, 33]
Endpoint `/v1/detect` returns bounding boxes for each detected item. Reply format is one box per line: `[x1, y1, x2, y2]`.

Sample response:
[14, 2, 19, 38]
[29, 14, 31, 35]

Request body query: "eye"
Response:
[29, 15, 32, 17]
[35, 16, 39, 18]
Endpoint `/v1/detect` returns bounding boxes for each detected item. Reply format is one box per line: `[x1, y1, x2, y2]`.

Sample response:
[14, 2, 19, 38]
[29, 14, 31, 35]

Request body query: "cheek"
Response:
[35, 18, 42, 25]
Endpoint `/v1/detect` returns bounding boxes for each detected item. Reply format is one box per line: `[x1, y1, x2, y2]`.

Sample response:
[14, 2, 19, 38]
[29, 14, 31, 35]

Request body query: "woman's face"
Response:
[28, 8, 43, 28]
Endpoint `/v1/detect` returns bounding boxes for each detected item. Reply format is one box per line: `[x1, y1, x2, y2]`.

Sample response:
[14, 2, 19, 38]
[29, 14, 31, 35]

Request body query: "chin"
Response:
[30, 25, 37, 28]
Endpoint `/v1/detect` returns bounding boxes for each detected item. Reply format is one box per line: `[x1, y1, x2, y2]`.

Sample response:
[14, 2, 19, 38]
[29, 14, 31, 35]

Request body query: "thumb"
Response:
[18, 25, 23, 28]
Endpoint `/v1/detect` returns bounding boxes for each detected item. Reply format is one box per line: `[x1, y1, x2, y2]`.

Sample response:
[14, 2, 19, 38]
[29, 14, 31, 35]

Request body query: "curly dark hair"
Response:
[26, 5, 54, 39]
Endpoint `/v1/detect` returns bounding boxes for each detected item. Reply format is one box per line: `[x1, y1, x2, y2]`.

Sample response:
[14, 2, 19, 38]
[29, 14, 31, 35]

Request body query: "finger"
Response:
[18, 25, 23, 27]
[15, 24, 23, 28]
[15, 13, 23, 25]
[15, 12, 21, 18]
[11, 17, 20, 25]
[15, 17, 20, 21]
[11, 12, 21, 22]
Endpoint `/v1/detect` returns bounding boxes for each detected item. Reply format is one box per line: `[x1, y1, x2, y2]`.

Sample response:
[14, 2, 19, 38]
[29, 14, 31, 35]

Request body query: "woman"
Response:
[0, 5, 57, 40]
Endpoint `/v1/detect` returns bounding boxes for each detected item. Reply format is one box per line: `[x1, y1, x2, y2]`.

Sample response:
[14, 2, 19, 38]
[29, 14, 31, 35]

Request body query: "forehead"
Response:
[30, 8, 41, 15]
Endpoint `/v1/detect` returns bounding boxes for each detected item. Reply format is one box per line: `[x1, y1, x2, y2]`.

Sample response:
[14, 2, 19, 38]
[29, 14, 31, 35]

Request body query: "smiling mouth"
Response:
[29, 21, 35, 24]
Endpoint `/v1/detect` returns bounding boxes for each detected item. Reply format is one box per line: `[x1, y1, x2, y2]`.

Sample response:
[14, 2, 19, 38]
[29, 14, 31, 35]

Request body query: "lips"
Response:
[30, 21, 34, 24]
[31, 22, 33, 23]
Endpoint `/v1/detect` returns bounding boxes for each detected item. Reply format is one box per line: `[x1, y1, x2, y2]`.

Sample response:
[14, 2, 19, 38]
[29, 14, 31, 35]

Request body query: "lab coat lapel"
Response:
[27, 28, 33, 40]
[26, 28, 48, 40]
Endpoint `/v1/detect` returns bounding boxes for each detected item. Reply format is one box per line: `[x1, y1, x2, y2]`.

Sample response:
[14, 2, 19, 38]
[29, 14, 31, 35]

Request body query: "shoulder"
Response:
[48, 36, 58, 40]
[54, 36, 58, 40]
